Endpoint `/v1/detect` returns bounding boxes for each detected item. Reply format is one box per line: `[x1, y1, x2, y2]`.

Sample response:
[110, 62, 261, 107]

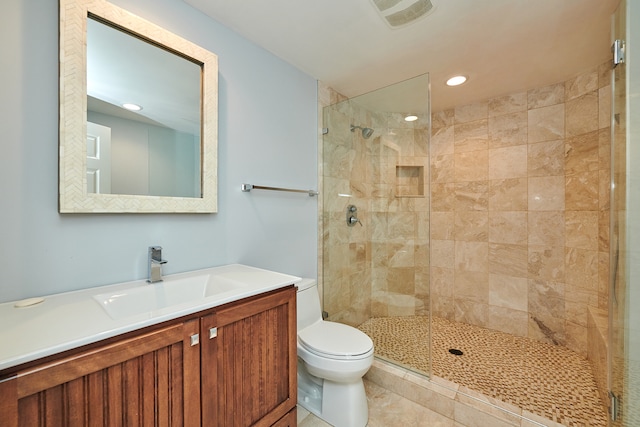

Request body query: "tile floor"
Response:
[357, 315, 607, 427]
[297, 380, 456, 427]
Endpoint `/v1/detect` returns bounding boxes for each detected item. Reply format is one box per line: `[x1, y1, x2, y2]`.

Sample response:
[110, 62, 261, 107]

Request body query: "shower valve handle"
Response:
[348, 216, 363, 226]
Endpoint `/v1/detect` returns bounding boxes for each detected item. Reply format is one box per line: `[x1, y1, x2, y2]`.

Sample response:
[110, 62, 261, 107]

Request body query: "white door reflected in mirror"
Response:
[86, 122, 112, 194]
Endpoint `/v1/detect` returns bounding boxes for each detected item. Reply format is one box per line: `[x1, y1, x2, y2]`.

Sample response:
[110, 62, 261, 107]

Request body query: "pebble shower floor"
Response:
[358, 315, 607, 427]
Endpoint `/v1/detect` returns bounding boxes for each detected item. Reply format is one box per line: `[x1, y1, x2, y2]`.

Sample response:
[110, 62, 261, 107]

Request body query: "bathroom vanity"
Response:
[0, 265, 299, 426]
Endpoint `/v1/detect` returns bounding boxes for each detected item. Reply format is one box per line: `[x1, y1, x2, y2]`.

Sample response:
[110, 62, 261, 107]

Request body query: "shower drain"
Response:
[448, 348, 464, 356]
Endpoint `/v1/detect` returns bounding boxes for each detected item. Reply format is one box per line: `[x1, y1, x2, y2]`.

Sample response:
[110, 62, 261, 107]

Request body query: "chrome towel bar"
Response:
[241, 183, 318, 197]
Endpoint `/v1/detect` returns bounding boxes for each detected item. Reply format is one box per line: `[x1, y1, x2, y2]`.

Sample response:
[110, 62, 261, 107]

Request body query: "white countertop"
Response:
[0, 264, 300, 372]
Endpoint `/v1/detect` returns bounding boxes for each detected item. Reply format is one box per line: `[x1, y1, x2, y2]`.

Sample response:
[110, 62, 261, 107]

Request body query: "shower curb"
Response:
[364, 359, 567, 427]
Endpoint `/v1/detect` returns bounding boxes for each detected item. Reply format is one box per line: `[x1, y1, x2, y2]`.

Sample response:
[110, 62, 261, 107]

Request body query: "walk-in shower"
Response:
[320, 65, 615, 426]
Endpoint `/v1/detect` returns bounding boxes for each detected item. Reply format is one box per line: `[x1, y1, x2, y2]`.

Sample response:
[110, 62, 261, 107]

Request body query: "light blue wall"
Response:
[0, 0, 318, 303]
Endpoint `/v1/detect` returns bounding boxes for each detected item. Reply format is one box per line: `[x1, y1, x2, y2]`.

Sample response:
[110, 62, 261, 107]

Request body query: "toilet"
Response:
[296, 278, 374, 427]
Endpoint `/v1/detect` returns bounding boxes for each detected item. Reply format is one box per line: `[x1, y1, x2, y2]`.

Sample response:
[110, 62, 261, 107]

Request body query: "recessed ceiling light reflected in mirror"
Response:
[446, 75, 467, 86]
[404, 115, 418, 122]
[122, 103, 143, 111]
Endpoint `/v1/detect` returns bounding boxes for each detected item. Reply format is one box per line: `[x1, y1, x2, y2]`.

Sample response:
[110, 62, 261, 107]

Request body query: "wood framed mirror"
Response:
[59, 0, 218, 213]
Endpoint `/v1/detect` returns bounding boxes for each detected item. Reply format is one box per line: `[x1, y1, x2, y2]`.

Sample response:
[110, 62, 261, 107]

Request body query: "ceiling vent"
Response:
[371, 0, 435, 28]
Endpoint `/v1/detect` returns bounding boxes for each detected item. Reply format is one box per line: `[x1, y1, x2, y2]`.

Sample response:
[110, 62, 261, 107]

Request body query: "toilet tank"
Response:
[296, 278, 323, 331]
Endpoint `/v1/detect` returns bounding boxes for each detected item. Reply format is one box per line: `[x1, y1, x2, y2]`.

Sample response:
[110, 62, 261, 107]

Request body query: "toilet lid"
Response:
[298, 321, 373, 358]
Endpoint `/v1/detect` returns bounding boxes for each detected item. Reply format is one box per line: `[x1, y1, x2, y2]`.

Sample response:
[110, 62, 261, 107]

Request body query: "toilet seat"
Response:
[298, 321, 373, 360]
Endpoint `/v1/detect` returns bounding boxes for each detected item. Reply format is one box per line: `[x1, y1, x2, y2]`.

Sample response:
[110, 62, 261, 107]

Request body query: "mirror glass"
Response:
[86, 17, 202, 198]
[59, 0, 218, 213]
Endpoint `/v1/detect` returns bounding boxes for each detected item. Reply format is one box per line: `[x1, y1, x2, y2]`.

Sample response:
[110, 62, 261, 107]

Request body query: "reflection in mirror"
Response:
[59, 0, 218, 213]
[86, 18, 202, 198]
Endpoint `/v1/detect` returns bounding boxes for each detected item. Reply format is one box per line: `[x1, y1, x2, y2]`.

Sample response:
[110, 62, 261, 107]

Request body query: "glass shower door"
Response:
[321, 74, 432, 376]
[609, 0, 626, 424]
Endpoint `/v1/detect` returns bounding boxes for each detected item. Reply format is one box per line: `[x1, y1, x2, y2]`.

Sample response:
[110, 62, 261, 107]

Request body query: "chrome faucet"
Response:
[147, 246, 168, 283]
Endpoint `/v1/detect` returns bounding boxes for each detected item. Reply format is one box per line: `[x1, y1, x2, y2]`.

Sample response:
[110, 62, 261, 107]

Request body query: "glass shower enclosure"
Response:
[321, 74, 431, 376]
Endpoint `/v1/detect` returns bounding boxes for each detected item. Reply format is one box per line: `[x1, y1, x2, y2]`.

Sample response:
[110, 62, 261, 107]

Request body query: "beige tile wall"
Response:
[320, 88, 430, 327]
[319, 63, 611, 356]
[430, 63, 612, 356]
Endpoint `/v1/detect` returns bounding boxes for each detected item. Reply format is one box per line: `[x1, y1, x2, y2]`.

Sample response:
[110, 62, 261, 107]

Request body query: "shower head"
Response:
[350, 125, 374, 139]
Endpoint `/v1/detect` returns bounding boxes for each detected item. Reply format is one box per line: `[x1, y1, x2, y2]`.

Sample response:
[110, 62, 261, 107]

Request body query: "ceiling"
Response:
[183, 0, 620, 112]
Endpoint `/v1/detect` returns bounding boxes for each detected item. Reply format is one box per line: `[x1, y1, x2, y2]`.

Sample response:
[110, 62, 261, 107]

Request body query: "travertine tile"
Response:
[565, 248, 599, 290]
[528, 104, 565, 143]
[454, 119, 489, 152]
[488, 211, 527, 245]
[565, 91, 598, 138]
[431, 182, 456, 211]
[598, 85, 612, 129]
[454, 299, 489, 327]
[431, 239, 455, 268]
[528, 83, 565, 109]
[455, 102, 488, 124]
[366, 381, 456, 427]
[565, 320, 588, 357]
[432, 125, 455, 156]
[528, 139, 565, 177]
[432, 109, 455, 129]
[488, 111, 528, 148]
[488, 243, 528, 278]
[488, 92, 527, 117]
[455, 150, 488, 182]
[528, 279, 566, 319]
[489, 273, 528, 311]
[598, 61, 612, 89]
[565, 69, 598, 101]
[529, 312, 566, 346]
[297, 407, 332, 427]
[455, 241, 489, 272]
[528, 245, 565, 281]
[455, 181, 489, 211]
[454, 211, 488, 242]
[598, 209, 610, 252]
[431, 266, 454, 298]
[488, 305, 528, 337]
[432, 153, 455, 183]
[489, 145, 528, 179]
[454, 269, 489, 302]
[565, 210, 599, 250]
[431, 212, 455, 240]
[488, 178, 528, 211]
[564, 131, 600, 175]
[528, 211, 565, 246]
[565, 171, 599, 210]
[528, 176, 565, 211]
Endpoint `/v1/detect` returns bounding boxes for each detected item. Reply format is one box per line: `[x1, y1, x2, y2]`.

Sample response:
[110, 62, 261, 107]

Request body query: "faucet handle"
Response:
[149, 245, 162, 258]
[149, 246, 167, 262]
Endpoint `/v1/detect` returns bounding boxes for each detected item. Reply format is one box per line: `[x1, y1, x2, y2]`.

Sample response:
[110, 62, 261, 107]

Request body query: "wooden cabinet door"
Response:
[271, 408, 297, 427]
[4, 319, 201, 427]
[201, 286, 297, 427]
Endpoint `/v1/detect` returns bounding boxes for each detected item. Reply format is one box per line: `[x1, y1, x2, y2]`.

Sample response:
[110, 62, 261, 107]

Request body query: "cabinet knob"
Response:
[190, 334, 200, 346]
[209, 327, 218, 339]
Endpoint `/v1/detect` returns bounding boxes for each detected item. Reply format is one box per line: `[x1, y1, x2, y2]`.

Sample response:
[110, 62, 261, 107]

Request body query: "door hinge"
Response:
[613, 39, 625, 67]
[322, 128, 329, 135]
[609, 391, 620, 421]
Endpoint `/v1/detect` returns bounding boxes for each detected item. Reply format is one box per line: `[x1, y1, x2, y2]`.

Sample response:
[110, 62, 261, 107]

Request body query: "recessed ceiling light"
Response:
[122, 103, 142, 111]
[404, 115, 418, 122]
[446, 75, 467, 86]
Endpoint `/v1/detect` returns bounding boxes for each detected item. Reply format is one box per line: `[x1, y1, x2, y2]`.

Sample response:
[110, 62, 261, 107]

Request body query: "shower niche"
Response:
[395, 165, 424, 197]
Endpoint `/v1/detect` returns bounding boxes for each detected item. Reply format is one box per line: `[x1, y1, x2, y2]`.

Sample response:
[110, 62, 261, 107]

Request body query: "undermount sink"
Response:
[93, 274, 247, 320]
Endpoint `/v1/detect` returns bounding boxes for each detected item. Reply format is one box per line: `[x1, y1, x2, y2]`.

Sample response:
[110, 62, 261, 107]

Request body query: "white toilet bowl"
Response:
[296, 279, 374, 427]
